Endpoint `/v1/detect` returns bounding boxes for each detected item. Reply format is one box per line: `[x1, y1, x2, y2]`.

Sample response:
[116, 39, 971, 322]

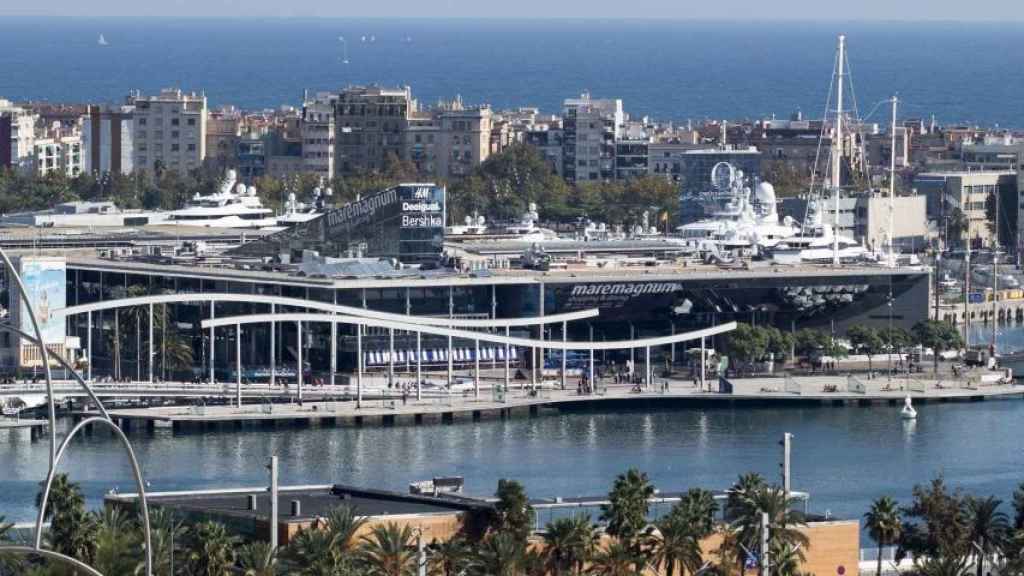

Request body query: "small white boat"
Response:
[98, 33, 109, 46]
[900, 396, 917, 420]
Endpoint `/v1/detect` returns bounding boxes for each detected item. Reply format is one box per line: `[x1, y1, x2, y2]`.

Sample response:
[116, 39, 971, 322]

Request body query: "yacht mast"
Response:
[831, 35, 846, 267]
[991, 195, 999, 355]
[889, 95, 898, 268]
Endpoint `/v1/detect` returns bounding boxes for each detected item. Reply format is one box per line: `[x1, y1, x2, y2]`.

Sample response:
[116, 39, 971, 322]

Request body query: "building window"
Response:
[171, 144, 179, 151]
[187, 144, 196, 152]
[187, 118, 196, 126]
[171, 131, 179, 138]
[171, 118, 180, 126]
[139, 118, 147, 126]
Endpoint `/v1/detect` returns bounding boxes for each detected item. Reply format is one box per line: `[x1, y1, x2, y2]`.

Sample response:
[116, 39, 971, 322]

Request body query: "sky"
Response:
[2, 0, 1024, 20]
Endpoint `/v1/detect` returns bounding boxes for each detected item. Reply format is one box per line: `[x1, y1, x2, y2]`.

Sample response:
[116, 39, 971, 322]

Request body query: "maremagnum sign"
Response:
[555, 281, 684, 316]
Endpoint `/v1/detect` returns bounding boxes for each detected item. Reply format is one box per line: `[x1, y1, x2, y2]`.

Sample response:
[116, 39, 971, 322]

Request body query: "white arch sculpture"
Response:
[200, 311, 737, 406]
[56, 292, 601, 392]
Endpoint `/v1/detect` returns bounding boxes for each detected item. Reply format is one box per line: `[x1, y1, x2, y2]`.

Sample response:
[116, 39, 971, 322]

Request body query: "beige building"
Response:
[435, 100, 492, 179]
[205, 107, 242, 170]
[914, 170, 1017, 249]
[129, 88, 207, 173]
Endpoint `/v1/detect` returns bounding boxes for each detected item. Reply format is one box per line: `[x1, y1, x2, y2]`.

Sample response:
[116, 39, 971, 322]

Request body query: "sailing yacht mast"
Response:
[831, 35, 846, 266]
[889, 95, 898, 268]
[991, 194, 999, 355]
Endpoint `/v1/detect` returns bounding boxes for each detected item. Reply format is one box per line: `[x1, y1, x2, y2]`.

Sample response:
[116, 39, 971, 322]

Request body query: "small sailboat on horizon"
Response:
[98, 33, 109, 46]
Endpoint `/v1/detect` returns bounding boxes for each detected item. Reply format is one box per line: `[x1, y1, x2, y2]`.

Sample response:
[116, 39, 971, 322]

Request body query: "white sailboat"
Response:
[98, 33, 109, 46]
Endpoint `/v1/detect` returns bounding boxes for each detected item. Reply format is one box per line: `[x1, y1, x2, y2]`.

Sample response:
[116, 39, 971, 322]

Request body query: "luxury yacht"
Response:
[164, 170, 276, 228]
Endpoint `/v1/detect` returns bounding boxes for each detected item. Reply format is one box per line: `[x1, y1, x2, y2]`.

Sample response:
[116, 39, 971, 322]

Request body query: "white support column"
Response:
[561, 321, 567, 390]
[86, 311, 92, 382]
[474, 339, 480, 399]
[356, 323, 363, 408]
[209, 302, 215, 384]
[629, 324, 635, 379]
[269, 303, 276, 387]
[268, 456, 279, 552]
[505, 326, 511, 390]
[236, 323, 242, 408]
[330, 319, 337, 387]
[388, 328, 394, 389]
[297, 321, 303, 403]
[448, 287, 454, 389]
[416, 331, 422, 401]
[645, 346, 651, 389]
[148, 303, 153, 384]
[589, 348, 595, 393]
[700, 335, 706, 392]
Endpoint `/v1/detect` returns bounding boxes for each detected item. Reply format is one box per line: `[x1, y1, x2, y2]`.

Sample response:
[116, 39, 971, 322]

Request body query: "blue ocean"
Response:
[2, 18, 1024, 127]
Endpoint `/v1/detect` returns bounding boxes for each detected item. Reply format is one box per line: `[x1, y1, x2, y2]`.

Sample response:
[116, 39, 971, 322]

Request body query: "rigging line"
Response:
[803, 45, 838, 237]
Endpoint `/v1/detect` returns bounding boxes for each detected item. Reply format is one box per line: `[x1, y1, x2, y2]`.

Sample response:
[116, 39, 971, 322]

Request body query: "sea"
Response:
[1, 18, 1024, 127]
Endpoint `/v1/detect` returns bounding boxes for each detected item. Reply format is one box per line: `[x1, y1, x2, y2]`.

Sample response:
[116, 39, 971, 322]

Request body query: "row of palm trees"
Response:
[863, 478, 1024, 576]
[0, 468, 814, 576]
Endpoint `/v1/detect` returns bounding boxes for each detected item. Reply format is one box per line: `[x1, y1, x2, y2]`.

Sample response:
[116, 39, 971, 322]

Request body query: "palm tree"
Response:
[770, 542, 804, 576]
[428, 536, 475, 576]
[36, 473, 98, 564]
[327, 504, 369, 553]
[522, 547, 548, 576]
[92, 506, 139, 576]
[648, 513, 702, 576]
[182, 520, 238, 576]
[677, 488, 719, 540]
[588, 540, 640, 576]
[865, 496, 902, 576]
[966, 496, 1010, 576]
[236, 541, 277, 576]
[284, 527, 349, 576]
[726, 473, 766, 522]
[473, 531, 525, 576]
[730, 485, 809, 576]
[360, 523, 418, 576]
[493, 479, 535, 544]
[543, 514, 600, 576]
[144, 507, 185, 576]
[601, 468, 655, 570]
[0, 515, 11, 541]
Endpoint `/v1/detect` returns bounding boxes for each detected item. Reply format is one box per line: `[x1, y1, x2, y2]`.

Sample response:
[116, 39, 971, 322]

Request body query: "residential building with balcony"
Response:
[129, 88, 207, 173]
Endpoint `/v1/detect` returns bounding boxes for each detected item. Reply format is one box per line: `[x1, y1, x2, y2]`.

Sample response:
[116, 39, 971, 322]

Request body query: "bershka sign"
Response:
[562, 282, 684, 311]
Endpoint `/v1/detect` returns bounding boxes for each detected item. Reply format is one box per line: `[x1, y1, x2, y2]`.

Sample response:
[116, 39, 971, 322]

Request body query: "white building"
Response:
[82, 105, 135, 175]
[301, 91, 337, 179]
[1, 98, 38, 172]
[562, 94, 624, 182]
[129, 89, 207, 173]
[32, 122, 83, 177]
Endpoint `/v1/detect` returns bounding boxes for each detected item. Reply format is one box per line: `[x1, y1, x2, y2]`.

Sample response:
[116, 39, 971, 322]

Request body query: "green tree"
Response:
[865, 496, 902, 576]
[147, 507, 186, 576]
[35, 473, 98, 564]
[472, 531, 525, 576]
[543, 514, 598, 576]
[182, 520, 238, 576]
[648, 512, 703, 576]
[359, 523, 417, 576]
[897, 477, 971, 576]
[236, 541, 277, 576]
[729, 482, 809, 575]
[847, 325, 885, 371]
[326, 504, 369, 554]
[493, 479, 535, 544]
[601, 468, 656, 571]
[428, 536, 476, 576]
[881, 328, 913, 361]
[966, 496, 1009, 576]
[92, 507, 139, 576]
[912, 320, 964, 374]
[724, 324, 769, 373]
[283, 527, 352, 576]
[587, 540, 640, 576]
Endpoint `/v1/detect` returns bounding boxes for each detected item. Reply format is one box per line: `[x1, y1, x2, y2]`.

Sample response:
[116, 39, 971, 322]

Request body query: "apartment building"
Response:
[129, 88, 207, 173]
[561, 94, 623, 182]
[435, 100, 492, 179]
[32, 122, 83, 177]
[82, 104, 134, 175]
[335, 86, 414, 175]
[301, 91, 337, 179]
[1, 99, 38, 172]
[206, 107, 243, 170]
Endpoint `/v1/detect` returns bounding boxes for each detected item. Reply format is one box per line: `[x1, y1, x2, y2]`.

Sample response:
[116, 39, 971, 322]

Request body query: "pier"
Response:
[95, 375, 1023, 433]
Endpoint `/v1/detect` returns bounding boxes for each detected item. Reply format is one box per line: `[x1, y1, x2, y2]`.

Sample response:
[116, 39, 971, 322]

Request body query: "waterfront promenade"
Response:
[82, 372, 1023, 432]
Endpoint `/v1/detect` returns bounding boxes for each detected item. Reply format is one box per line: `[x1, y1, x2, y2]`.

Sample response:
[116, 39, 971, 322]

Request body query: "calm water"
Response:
[3, 398, 1024, 531]
[1, 19, 1024, 126]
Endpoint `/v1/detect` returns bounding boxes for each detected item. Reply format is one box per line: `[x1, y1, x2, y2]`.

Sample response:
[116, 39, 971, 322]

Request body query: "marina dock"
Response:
[94, 375, 1024, 433]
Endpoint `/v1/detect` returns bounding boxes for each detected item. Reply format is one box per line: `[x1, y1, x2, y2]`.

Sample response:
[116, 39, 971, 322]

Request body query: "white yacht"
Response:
[677, 161, 800, 254]
[164, 170, 276, 228]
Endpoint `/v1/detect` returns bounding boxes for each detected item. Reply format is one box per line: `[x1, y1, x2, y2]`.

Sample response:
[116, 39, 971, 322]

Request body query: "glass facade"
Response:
[63, 264, 930, 382]
[231, 184, 446, 264]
